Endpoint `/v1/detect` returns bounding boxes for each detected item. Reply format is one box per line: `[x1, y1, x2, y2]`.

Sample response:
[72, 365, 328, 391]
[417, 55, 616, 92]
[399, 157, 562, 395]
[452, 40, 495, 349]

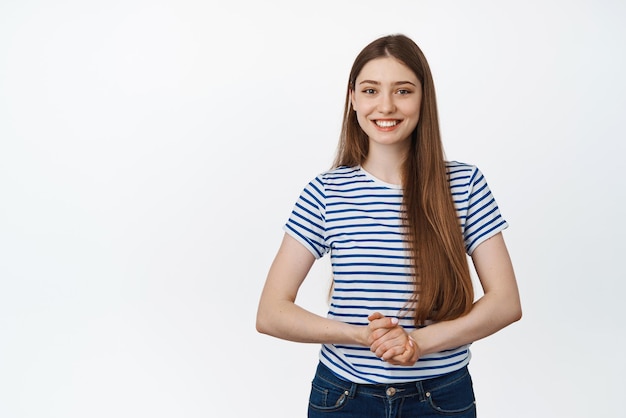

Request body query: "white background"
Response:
[1, 1, 624, 417]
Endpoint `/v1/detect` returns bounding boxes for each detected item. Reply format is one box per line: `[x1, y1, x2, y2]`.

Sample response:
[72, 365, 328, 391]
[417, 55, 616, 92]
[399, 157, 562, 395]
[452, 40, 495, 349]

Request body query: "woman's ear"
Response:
[350, 89, 356, 111]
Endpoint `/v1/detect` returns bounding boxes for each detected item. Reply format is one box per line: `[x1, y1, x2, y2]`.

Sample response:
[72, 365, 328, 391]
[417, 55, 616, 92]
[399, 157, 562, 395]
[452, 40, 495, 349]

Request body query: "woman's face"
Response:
[351, 57, 422, 152]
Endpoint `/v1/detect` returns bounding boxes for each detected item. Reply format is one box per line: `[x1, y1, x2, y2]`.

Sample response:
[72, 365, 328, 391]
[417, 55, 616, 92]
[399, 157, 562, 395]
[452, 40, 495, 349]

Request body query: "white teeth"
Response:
[375, 120, 399, 127]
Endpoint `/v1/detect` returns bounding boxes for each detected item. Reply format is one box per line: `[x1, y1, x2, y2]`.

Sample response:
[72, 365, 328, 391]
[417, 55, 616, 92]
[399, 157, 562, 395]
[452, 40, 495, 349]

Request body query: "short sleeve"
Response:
[461, 166, 509, 255]
[283, 176, 329, 259]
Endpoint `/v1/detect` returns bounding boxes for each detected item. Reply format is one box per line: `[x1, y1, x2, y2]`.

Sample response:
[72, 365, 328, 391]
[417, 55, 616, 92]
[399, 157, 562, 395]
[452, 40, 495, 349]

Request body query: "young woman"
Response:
[256, 34, 521, 417]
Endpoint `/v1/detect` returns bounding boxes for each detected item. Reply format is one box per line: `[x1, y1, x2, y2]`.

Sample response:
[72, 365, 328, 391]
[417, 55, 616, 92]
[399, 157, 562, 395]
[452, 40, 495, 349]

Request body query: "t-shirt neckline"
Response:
[358, 166, 402, 190]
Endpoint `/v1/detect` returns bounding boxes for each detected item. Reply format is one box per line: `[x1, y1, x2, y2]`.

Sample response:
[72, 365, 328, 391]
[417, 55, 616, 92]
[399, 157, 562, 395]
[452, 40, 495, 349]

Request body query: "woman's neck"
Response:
[361, 143, 407, 186]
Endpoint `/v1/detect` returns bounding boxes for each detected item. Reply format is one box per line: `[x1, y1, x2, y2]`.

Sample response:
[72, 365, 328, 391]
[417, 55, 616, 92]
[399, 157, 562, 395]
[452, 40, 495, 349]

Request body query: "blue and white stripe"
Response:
[284, 162, 508, 384]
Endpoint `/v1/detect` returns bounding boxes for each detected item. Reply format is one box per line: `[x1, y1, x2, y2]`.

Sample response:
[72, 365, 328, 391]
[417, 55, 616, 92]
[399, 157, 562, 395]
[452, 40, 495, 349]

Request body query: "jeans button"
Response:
[386, 387, 396, 396]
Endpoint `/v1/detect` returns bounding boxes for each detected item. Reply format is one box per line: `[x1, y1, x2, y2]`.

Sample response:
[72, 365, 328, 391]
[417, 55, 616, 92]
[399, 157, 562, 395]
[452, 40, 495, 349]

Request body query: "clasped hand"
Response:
[366, 312, 420, 366]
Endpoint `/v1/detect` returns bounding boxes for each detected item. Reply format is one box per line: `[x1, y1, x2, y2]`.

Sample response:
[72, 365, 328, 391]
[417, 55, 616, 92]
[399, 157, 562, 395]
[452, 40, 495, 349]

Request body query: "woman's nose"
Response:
[378, 93, 396, 113]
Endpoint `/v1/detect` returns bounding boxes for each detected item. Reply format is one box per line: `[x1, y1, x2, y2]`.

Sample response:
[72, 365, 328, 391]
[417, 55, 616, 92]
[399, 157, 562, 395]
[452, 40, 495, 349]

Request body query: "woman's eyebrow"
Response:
[358, 80, 417, 86]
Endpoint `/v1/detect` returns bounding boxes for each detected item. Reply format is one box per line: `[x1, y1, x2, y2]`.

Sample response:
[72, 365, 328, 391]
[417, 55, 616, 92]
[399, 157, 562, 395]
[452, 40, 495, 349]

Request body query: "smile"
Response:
[374, 120, 400, 128]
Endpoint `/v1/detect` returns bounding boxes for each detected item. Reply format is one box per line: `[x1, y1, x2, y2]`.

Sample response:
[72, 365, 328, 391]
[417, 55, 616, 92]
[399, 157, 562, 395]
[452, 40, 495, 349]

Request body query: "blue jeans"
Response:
[308, 362, 476, 418]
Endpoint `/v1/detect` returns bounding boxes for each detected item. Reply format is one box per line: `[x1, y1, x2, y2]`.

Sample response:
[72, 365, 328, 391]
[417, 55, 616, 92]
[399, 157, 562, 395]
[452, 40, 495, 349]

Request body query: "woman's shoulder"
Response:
[445, 160, 476, 171]
[445, 160, 480, 179]
[297, 166, 363, 194]
[314, 165, 363, 183]
[445, 161, 484, 191]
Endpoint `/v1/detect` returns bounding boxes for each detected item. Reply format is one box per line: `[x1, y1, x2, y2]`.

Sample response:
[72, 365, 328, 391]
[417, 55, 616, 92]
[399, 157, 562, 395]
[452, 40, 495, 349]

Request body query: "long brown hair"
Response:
[333, 34, 473, 326]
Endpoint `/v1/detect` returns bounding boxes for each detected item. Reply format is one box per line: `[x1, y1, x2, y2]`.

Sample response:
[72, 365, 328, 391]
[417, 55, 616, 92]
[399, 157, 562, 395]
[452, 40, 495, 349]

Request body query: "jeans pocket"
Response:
[308, 377, 350, 412]
[426, 371, 476, 416]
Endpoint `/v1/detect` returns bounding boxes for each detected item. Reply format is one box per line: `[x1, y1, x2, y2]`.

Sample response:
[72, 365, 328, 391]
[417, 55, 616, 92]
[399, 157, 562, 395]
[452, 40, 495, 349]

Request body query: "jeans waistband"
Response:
[314, 361, 470, 400]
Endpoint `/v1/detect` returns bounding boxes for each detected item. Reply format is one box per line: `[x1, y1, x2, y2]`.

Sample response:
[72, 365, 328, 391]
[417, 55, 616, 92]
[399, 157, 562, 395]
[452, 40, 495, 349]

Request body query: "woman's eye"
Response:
[397, 89, 411, 95]
[363, 88, 376, 94]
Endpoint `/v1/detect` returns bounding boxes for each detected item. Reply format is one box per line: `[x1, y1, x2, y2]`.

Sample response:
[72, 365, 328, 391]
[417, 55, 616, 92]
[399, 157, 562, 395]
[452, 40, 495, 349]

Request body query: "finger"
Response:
[381, 334, 409, 356]
[408, 337, 420, 363]
[374, 334, 407, 358]
[370, 330, 397, 351]
[369, 329, 394, 347]
[371, 326, 406, 351]
[368, 312, 384, 321]
[386, 349, 411, 365]
[380, 344, 407, 361]
[372, 324, 405, 342]
[368, 328, 390, 346]
[369, 316, 399, 331]
[388, 338, 419, 365]
[369, 330, 383, 345]
[381, 336, 412, 360]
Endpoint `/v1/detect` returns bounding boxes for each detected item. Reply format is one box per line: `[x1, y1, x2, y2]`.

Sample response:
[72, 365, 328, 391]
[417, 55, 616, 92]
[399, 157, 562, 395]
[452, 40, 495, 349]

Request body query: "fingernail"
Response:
[391, 317, 398, 325]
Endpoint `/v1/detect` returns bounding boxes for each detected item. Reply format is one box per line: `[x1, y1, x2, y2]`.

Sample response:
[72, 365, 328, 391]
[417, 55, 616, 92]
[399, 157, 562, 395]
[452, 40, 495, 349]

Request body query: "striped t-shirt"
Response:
[284, 162, 508, 384]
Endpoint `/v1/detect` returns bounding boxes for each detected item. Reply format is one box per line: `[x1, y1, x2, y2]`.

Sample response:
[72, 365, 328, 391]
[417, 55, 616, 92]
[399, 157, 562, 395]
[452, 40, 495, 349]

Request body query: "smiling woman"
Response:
[256, 34, 521, 418]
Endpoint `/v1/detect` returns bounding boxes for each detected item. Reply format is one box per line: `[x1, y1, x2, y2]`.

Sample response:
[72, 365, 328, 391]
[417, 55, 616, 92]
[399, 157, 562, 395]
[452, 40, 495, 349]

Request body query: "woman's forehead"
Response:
[356, 57, 419, 84]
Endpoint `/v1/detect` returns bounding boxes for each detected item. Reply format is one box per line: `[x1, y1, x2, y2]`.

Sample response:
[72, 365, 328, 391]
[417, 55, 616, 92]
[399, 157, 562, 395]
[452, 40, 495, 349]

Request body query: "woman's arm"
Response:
[256, 233, 376, 345]
[409, 232, 522, 356]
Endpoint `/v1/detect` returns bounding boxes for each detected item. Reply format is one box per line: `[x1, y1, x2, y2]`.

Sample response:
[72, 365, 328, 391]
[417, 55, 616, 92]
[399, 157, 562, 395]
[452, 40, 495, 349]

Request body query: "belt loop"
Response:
[347, 382, 358, 399]
[414, 379, 426, 401]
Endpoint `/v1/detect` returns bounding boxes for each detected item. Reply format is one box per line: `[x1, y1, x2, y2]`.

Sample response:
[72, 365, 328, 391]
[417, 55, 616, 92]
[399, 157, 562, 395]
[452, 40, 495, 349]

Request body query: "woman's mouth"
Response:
[374, 120, 400, 128]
